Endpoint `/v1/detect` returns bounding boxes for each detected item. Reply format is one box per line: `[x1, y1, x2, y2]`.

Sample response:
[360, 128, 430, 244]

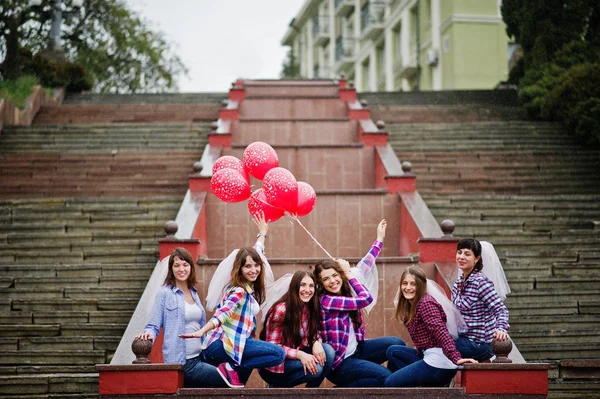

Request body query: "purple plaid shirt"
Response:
[451, 271, 510, 344]
[406, 294, 462, 364]
[319, 241, 382, 369]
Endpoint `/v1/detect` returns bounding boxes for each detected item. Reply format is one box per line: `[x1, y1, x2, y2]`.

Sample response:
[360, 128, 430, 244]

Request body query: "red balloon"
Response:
[210, 168, 251, 203]
[243, 142, 278, 180]
[295, 182, 316, 217]
[263, 167, 298, 213]
[213, 155, 249, 183]
[248, 188, 285, 223]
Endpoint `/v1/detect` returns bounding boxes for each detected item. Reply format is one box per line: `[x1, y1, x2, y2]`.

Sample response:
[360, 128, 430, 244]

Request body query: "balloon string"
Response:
[287, 213, 335, 261]
[252, 197, 333, 260]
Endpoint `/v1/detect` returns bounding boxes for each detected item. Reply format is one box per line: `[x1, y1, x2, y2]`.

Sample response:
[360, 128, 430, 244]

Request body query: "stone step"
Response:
[510, 314, 600, 330]
[60, 323, 126, 337]
[548, 379, 600, 398]
[510, 328, 600, 345]
[0, 325, 60, 337]
[519, 342, 600, 360]
[0, 373, 98, 395]
[240, 98, 348, 119]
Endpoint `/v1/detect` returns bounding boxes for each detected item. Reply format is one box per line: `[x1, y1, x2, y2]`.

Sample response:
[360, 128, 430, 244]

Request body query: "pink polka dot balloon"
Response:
[210, 168, 251, 203]
[263, 167, 298, 213]
[212, 155, 249, 184]
[248, 188, 285, 223]
[295, 182, 317, 217]
[243, 141, 279, 180]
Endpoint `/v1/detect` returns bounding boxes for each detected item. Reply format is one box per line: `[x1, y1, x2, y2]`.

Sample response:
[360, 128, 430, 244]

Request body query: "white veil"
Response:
[392, 279, 466, 339]
[349, 265, 378, 313]
[205, 248, 275, 311]
[480, 241, 511, 301]
[260, 273, 293, 321]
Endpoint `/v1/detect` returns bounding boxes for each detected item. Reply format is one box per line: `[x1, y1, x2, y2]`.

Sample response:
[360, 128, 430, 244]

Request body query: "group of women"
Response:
[137, 214, 510, 388]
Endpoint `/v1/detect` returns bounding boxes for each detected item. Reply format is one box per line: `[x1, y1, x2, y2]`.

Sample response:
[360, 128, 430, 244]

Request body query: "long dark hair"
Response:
[231, 247, 266, 305]
[164, 247, 197, 289]
[394, 266, 427, 323]
[457, 238, 483, 274]
[260, 270, 321, 348]
[313, 259, 362, 330]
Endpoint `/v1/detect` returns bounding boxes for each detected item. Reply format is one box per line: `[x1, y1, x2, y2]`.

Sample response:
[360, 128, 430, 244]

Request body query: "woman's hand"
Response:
[252, 212, 269, 236]
[335, 258, 351, 273]
[135, 333, 152, 341]
[312, 341, 326, 366]
[493, 330, 509, 341]
[179, 331, 204, 339]
[376, 219, 387, 242]
[457, 358, 478, 365]
[297, 351, 319, 375]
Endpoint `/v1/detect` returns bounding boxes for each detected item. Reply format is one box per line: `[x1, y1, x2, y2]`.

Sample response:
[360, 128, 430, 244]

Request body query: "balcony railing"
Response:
[360, 1, 386, 40]
[335, 36, 356, 62]
[335, 0, 355, 18]
[313, 15, 331, 46]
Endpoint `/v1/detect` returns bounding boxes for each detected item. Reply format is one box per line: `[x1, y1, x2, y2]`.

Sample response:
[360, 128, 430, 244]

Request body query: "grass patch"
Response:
[0, 75, 41, 109]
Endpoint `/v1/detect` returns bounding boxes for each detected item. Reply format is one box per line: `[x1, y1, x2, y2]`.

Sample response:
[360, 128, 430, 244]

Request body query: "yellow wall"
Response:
[443, 22, 508, 89]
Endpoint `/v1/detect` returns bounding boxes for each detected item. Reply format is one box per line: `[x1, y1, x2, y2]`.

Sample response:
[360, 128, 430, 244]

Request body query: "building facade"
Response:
[281, 0, 513, 92]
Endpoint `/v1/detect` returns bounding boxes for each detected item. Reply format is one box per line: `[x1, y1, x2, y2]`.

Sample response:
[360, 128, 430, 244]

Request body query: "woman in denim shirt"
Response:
[136, 247, 227, 387]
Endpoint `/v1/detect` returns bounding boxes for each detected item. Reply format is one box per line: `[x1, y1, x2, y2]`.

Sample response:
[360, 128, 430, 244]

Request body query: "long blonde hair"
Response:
[394, 266, 428, 323]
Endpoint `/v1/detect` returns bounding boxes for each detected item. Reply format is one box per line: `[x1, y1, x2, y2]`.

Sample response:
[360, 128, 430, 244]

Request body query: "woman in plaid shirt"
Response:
[314, 219, 405, 387]
[451, 238, 510, 361]
[181, 214, 285, 388]
[385, 266, 477, 387]
[258, 270, 335, 387]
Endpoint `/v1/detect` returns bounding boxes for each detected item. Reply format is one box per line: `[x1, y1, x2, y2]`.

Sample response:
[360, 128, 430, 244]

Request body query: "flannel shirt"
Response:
[202, 242, 265, 365]
[263, 303, 316, 373]
[406, 294, 462, 364]
[320, 240, 382, 369]
[143, 285, 206, 365]
[451, 271, 510, 344]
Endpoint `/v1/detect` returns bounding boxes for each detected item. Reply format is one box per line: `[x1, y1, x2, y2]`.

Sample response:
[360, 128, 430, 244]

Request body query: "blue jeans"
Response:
[385, 345, 456, 387]
[200, 338, 286, 383]
[455, 335, 494, 361]
[183, 355, 228, 388]
[327, 336, 405, 387]
[258, 343, 335, 388]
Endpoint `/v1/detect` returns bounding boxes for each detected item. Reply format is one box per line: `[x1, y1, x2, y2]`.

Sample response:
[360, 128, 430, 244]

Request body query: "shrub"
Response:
[21, 51, 94, 92]
[0, 75, 41, 109]
[565, 98, 600, 146]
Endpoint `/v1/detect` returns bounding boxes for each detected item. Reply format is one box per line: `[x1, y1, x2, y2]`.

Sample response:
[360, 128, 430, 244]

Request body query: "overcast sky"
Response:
[125, 0, 306, 92]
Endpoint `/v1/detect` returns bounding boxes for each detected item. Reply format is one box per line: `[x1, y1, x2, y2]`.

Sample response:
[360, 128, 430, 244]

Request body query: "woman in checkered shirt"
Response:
[385, 266, 477, 387]
[451, 238, 510, 361]
[314, 219, 405, 387]
[258, 270, 335, 387]
[180, 214, 285, 388]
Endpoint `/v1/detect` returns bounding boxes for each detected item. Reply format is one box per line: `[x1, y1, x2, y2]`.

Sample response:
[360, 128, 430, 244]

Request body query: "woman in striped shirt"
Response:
[181, 214, 285, 388]
[314, 219, 405, 387]
[452, 238, 510, 361]
[258, 270, 335, 387]
[385, 266, 477, 387]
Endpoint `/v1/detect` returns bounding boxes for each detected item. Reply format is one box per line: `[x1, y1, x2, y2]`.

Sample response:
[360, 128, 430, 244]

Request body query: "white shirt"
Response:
[184, 301, 203, 359]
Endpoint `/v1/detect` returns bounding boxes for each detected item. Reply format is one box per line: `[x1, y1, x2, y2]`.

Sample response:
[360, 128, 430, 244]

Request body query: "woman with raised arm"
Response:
[180, 214, 285, 388]
[258, 270, 335, 387]
[314, 219, 405, 387]
[386, 266, 477, 387]
[452, 238, 510, 361]
[136, 248, 227, 388]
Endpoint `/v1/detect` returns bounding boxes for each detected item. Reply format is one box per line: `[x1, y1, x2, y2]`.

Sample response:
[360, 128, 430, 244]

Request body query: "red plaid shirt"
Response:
[263, 302, 315, 373]
[406, 294, 462, 364]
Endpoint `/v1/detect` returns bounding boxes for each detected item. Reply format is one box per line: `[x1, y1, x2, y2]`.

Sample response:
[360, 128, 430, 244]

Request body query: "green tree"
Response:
[501, 0, 599, 71]
[0, 0, 187, 93]
[280, 48, 300, 78]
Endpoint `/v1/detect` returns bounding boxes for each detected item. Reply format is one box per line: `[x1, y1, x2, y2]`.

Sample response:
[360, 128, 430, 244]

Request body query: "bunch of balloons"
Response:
[210, 142, 316, 222]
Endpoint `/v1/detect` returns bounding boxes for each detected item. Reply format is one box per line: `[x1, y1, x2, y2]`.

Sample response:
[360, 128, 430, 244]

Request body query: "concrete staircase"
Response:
[385, 116, 600, 398]
[0, 109, 215, 396]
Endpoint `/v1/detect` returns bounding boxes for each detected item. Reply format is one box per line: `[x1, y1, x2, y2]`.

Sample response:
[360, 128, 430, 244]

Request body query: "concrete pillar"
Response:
[384, 27, 394, 91]
[329, 0, 336, 78]
[307, 20, 314, 79]
[369, 48, 377, 91]
[400, 9, 411, 91]
[353, 0, 361, 88]
[431, 0, 442, 90]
